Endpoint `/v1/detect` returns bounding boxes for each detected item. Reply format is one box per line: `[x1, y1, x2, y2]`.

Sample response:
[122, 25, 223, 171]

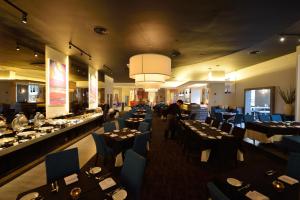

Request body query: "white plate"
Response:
[89, 167, 102, 174]
[112, 189, 127, 200]
[20, 192, 39, 200]
[227, 178, 242, 187]
[113, 130, 120, 133]
[104, 132, 110, 135]
[131, 129, 137, 132]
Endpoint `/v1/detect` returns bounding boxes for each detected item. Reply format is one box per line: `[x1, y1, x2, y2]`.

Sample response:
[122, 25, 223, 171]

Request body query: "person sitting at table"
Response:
[164, 100, 183, 139]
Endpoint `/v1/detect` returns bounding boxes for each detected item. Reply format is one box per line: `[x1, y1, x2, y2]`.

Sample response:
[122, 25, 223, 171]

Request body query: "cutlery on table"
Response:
[95, 172, 111, 181]
[106, 187, 124, 196]
[238, 184, 251, 192]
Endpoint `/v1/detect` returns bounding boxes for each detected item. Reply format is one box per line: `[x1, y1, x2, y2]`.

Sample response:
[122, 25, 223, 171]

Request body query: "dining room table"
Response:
[102, 128, 142, 155]
[125, 117, 144, 129]
[17, 155, 129, 200]
[212, 163, 299, 200]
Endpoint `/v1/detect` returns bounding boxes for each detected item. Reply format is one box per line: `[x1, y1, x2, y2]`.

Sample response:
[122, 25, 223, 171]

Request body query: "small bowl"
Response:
[70, 187, 82, 199]
[272, 180, 285, 192]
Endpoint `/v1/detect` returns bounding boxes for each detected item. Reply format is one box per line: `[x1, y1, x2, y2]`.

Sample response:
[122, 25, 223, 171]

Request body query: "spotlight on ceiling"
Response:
[94, 26, 109, 35]
[69, 43, 72, 49]
[16, 44, 20, 51]
[249, 50, 261, 55]
[21, 13, 27, 24]
[279, 36, 286, 43]
[34, 52, 38, 57]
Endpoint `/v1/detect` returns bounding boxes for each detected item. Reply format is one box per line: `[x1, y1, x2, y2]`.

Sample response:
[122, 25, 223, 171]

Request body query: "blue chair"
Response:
[138, 122, 150, 133]
[123, 112, 132, 120]
[121, 150, 146, 200]
[258, 114, 271, 122]
[144, 117, 152, 129]
[229, 114, 243, 126]
[244, 113, 254, 123]
[287, 152, 300, 181]
[215, 112, 224, 123]
[132, 133, 148, 157]
[103, 121, 116, 132]
[118, 117, 126, 129]
[271, 114, 282, 122]
[45, 148, 80, 183]
[92, 133, 113, 165]
[207, 182, 230, 200]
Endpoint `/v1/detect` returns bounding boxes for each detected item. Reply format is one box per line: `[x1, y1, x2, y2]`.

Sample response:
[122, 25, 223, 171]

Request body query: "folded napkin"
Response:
[278, 175, 299, 185]
[110, 134, 118, 137]
[104, 132, 110, 135]
[120, 136, 127, 139]
[127, 134, 134, 137]
[64, 173, 78, 185]
[245, 191, 269, 200]
[216, 136, 222, 139]
[99, 177, 116, 190]
[131, 129, 137, 132]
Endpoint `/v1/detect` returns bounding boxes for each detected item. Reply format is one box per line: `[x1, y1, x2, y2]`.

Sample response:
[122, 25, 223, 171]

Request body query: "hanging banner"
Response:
[49, 59, 66, 105]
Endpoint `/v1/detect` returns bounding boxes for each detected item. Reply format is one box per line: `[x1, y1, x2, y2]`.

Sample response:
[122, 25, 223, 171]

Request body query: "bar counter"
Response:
[0, 112, 103, 183]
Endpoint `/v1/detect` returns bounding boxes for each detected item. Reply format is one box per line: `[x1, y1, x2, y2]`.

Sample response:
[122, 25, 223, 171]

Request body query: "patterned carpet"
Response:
[140, 115, 287, 200]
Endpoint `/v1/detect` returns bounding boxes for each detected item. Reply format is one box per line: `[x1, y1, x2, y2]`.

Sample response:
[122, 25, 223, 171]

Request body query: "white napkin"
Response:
[245, 191, 269, 200]
[64, 173, 78, 185]
[120, 136, 127, 139]
[278, 175, 299, 185]
[216, 136, 222, 139]
[104, 132, 110, 135]
[110, 134, 118, 138]
[127, 134, 134, 137]
[131, 129, 137, 132]
[99, 177, 116, 190]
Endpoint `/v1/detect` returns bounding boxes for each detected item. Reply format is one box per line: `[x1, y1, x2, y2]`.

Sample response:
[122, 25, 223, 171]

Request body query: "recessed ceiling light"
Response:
[94, 26, 109, 35]
[21, 13, 27, 24]
[34, 52, 38, 57]
[16, 44, 20, 51]
[279, 36, 285, 42]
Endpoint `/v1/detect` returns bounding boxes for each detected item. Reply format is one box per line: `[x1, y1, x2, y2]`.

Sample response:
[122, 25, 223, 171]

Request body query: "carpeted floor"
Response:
[140, 115, 288, 200]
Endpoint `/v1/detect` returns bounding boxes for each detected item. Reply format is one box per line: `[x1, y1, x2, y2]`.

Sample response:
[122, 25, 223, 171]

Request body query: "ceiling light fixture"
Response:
[94, 26, 109, 35]
[249, 50, 261, 55]
[68, 42, 92, 60]
[278, 33, 300, 43]
[279, 36, 285, 43]
[129, 54, 171, 91]
[34, 52, 38, 57]
[16, 44, 20, 51]
[4, 0, 28, 24]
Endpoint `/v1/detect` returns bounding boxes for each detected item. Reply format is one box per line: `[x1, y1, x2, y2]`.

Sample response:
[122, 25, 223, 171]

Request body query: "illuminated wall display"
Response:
[49, 59, 66, 105]
[89, 67, 98, 109]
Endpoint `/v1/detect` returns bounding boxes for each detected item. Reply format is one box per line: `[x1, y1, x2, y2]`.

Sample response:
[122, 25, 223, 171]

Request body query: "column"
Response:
[295, 46, 300, 121]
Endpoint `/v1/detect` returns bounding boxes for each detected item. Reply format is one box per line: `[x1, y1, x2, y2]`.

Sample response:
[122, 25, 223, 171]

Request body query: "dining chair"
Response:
[144, 117, 152, 128]
[207, 182, 230, 200]
[231, 126, 246, 162]
[271, 114, 283, 122]
[205, 117, 213, 125]
[118, 117, 126, 129]
[258, 114, 271, 122]
[244, 113, 254, 123]
[121, 149, 146, 200]
[212, 120, 221, 129]
[138, 122, 150, 133]
[45, 148, 80, 184]
[132, 133, 148, 157]
[220, 122, 232, 133]
[230, 114, 244, 126]
[215, 112, 224, 123]
[287, 152, 300, 181]
[92, 133, 114, 165]
[123, 112, 132, 120]
[103, 121, 116, 132]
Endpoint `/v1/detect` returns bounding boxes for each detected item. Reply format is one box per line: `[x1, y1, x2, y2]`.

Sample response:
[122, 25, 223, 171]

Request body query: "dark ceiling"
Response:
[1, 0, 300, 82]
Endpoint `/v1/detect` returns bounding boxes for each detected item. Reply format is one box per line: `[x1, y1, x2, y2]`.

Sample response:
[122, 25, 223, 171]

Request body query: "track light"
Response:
[69, 43, 72, 49]
[279, 36, 285, 43]
[80, 51, 83, 56]
[21, 13, 27, 24]
[68, 41, 92, 59]
[16, 44, 20, 51]
[34, 52, 38, 57]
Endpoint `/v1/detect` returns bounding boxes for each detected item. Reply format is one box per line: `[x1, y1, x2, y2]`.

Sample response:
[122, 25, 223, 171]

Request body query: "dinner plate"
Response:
[89, 167, 102, 174]
[20, 192, 39, 200]
[211, 127, 216, 130]
[227, 178, 242, 187]
[112, 189, 127, 200]
[113, 130, 120, 133]
[131, 129, 137, 132]
[104, 132, 110, 135]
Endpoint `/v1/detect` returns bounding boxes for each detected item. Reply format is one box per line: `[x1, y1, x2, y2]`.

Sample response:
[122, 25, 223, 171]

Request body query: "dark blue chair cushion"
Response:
[121, 150, 146, 200]
[258, 114, 271, 122]
[103, 121, 116, 132]
[45, 148, 80, 183]
[207, 182, 230, 200]
[281, 136, 300, 153]
[133, 133, 148, 157]
[271, 114, 282, 122]
[287, 152, 300, 181]
[138, 122, 150, 133]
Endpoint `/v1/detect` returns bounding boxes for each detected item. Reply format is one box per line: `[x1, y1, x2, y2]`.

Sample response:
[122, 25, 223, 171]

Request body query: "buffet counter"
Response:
[0, 112, 103, 182]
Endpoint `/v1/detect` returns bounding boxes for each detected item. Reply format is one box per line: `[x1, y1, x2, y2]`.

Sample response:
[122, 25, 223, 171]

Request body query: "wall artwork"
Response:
[49, 59, 66, 105]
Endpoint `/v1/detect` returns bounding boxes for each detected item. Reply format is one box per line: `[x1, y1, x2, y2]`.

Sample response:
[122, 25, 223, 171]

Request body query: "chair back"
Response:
[118, 117, 126, 129]
[258, 114, 271, 122]
[244, 113, 254, 123]
[138, 122, 150, 133]
[231, 126, 246, 142]
[103, 121, 116, 132]
[121, 150, 146, 200]
[92, 133, 110, 157]
[212, 120, 220, 129]
[205, 117, 213, 125]
[45, 148, 80, 183]
[144, 117, 152, 129]
[271, 114, 282, 122]
[215, 112, 224, 122]
[220, 123, 232, 133]
[234, 114, 244, 125]
[133, 133, 148, 157]
[287, 152, 300, 181]
[207, 182, 230, 200]
[123, 112, 132, 120]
